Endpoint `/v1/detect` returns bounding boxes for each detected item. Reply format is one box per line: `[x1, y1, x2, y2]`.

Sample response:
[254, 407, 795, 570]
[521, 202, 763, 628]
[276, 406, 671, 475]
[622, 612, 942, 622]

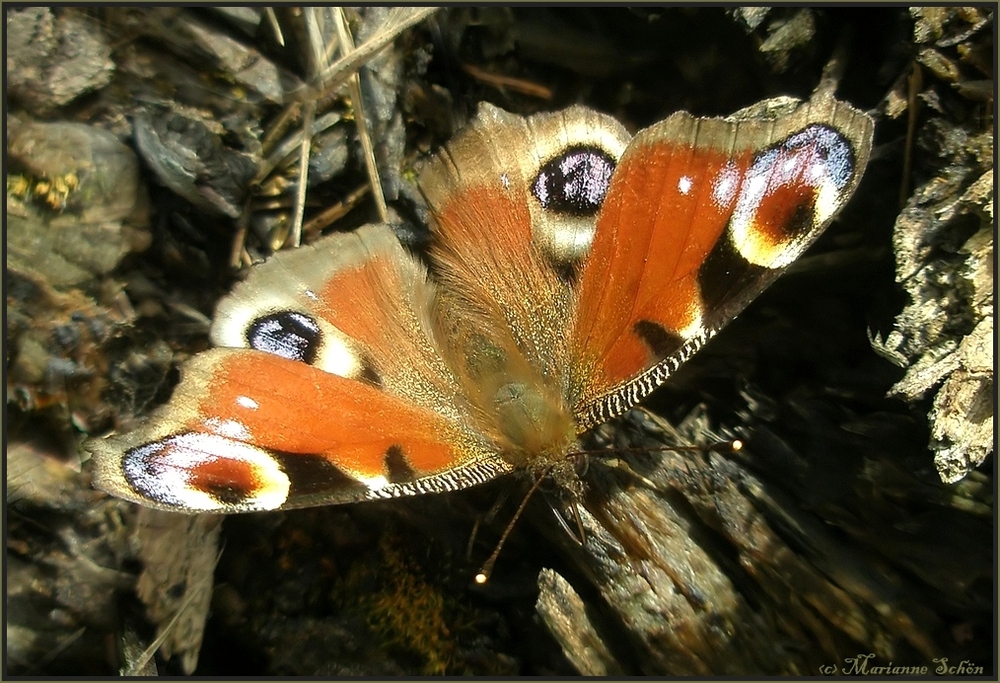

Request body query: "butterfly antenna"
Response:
[474, 470, 549, 585]
[466, 485, 514, 562]
[601, 439, 743, 488]
[603, 438, 743, 458]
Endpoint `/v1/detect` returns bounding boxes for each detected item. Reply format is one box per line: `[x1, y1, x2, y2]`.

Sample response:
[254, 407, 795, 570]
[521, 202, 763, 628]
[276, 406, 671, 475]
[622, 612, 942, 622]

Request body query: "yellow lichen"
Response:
[9, 171, 79, 210]
[335, 532, 463, 675]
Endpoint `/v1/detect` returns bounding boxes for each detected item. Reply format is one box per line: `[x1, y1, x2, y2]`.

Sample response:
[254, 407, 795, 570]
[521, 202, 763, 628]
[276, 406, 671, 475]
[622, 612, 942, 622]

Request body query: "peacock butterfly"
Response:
[89, 95, 874, 530]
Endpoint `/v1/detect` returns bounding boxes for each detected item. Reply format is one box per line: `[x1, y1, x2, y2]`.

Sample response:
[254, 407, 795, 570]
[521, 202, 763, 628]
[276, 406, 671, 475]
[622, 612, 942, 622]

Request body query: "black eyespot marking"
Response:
[633, 320, 684, 359]
[783, 196, 817, 238]
[203, 480, 251, 506]
[384, 446, 417, 484]
[533, 146, 615, 216]
[247, 312, 321, 364]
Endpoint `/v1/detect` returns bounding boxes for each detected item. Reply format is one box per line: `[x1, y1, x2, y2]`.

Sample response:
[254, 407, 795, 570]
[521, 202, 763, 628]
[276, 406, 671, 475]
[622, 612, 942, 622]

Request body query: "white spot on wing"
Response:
[236, 395, 259, 410]
[206, 417, 250, 440]
[712, 162, 740, 208]
[678, 175, 693, 195]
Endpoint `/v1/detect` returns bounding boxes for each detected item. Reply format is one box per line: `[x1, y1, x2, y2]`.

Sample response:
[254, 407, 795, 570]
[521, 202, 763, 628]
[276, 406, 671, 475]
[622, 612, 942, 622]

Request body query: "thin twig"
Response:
[461, 63, 554, 100]
[285, 7, 439, 103]
[334, 7, 388, 223]
[289, 99, 314, 249]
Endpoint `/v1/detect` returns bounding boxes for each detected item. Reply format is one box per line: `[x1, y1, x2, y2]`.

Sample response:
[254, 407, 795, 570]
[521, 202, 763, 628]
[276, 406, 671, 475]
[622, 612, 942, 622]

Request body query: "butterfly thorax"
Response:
[433, 287, 578, 474]
[490, 378, 577, 471]
[467, 350, 577, 472]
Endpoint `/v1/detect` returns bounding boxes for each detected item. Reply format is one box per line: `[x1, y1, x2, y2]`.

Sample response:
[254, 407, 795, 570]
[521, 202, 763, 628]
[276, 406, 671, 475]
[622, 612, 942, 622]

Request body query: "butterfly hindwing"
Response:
[420, 105, 632, 383]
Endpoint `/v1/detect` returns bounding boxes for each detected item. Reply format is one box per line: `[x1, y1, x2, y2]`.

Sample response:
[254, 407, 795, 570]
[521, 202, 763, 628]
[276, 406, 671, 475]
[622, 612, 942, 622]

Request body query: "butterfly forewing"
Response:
[569, 95, 874, 429]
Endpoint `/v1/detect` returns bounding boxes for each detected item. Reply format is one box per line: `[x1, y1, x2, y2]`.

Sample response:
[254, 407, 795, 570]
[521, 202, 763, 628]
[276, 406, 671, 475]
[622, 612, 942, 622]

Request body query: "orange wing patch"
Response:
[195, 350, 462, 476]
[570, 136, 747, 401]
